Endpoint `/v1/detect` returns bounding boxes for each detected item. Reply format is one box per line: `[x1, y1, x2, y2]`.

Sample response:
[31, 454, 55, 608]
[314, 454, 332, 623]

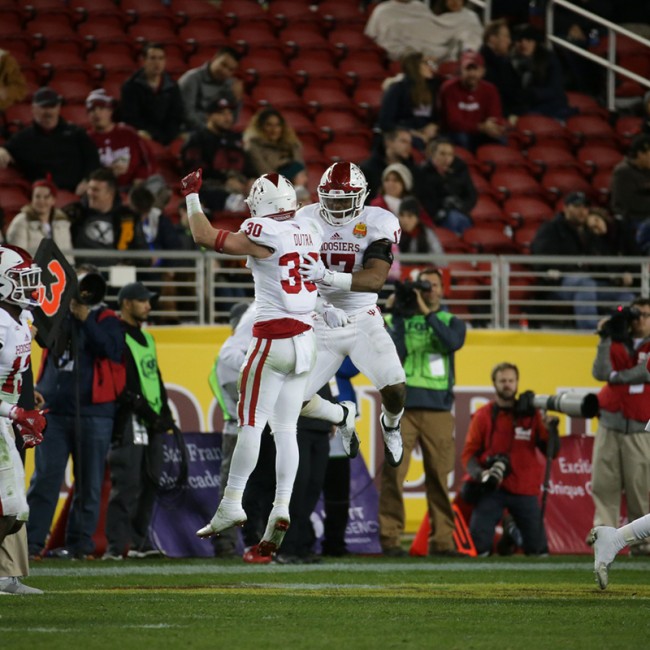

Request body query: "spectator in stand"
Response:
[610, 134, 650, 232]
[128, 185, 182, 321]
[278, 161, 311, 204]
[6, 177, 74, 262]
[397, 196, 444, 255]
[480, 19, 523, 119]
[0, 48, 27, 121]
[181, 95, 256, 212]
[120, 42, 185, 146]
[65, 168, 146, 266]
[361, 128, 417, 200]
[553, 0, 612, 94]
[243, 107, 304, 177]
[370, 162, 415, 217]
[432, 0, 484, 59]
[530, 191, 604, 330]
[0, 88, 99, 194]
[178, 46, 243, 131]
[413, 138, 476, 234]
[439, 50, 506, 152]
[511, 24, 574, 120]
[85, 89, 164, 200]
[364, 0, 441, 61]
[378, 52, 441, 152]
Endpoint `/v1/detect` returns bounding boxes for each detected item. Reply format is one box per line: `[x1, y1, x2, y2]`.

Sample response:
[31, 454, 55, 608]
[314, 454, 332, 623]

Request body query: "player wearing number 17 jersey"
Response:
[297, 162, 407, 467]
[181, 169, 322, 556]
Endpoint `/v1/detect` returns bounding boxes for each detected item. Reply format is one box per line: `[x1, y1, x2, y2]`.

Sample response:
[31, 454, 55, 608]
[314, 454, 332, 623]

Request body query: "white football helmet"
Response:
[317, 162, 369, 226]
[245, 173, 297, 220]
[0, 245, 42, 310]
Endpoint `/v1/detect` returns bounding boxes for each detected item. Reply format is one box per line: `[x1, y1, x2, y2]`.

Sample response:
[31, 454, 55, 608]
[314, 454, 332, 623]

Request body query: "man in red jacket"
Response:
[438, 50, 506, 152]
[461, 362, 557, 556]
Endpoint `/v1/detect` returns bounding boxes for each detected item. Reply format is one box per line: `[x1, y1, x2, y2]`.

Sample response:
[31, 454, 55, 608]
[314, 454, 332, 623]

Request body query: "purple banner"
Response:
[151, 433, 381, 558]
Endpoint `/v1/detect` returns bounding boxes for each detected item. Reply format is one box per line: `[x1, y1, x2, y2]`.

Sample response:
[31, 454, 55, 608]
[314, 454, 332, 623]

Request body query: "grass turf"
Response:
[2, 556, 649, 650]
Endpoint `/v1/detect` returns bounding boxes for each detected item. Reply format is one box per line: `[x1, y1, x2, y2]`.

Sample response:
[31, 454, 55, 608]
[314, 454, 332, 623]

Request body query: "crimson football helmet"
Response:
[0, 245, 42, 309]
[245, 173, 297, 220]
[317, 162, 369, 226]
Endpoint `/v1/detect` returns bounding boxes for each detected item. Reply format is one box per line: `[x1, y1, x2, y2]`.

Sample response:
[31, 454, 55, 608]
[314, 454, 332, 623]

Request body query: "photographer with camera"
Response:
[26, 264, 125, 560]
[591, 298, 650, 555]
[103, 282, 176, 560]
[379, 268, 467, 557]
[461, 362, 559, 556]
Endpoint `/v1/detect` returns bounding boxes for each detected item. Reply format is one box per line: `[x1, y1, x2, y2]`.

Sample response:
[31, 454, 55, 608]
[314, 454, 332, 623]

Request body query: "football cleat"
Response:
[242, 544, 273, 565]
[196, 501, 247, 539]
[380, 415, 404, 467]
[0, 577, 43, 595]
[337, 401, 359, 459]
[588, 526, 622, 590]
[258, 506, 291, 557]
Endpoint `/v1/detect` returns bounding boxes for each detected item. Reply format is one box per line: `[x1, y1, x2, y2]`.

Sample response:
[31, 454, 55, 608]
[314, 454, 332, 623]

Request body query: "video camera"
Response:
[598, 305, 641, 342]
[76, 272, 106, 307]
[392, 279, 431, 317]
[514, 390, 599, 418]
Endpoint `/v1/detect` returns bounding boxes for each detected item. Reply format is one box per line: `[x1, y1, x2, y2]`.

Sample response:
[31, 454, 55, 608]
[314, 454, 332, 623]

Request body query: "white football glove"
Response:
[299, 254, 329, 283]
[322, 303, 349, 328]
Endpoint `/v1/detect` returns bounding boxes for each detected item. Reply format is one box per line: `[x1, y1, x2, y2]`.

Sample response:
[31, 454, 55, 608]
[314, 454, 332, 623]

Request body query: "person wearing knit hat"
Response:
[370, 162, 416, 217]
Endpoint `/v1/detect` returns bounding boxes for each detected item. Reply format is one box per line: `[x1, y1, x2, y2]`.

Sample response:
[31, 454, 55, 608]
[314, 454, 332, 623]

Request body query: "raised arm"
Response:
[180, 169, 270, 258]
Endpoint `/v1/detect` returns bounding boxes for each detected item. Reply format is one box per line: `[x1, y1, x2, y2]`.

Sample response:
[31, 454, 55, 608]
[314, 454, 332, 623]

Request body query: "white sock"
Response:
[381, 406, 404, 429]
[223, 425, 261, 494]
[272, 428, 299, 508]
[300, 394, 345, 424]
[620, 513, 650, 545]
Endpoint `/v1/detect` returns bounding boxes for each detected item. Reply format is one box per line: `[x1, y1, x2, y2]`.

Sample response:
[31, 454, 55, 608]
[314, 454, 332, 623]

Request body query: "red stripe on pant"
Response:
[238, 337, 272, 427]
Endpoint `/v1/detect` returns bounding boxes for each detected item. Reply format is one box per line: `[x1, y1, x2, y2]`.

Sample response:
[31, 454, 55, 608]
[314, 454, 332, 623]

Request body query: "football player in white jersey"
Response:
[0, 245, 47, 595]
[297, 161, 407, 467]
[181, 169, 331, 555]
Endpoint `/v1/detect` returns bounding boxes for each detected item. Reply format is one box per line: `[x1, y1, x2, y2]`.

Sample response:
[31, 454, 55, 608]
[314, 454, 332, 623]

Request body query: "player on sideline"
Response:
[181, 169, 332, 556]
[0, 245, 47, 595]
[590, 515, 650, 589]
[297, 161, 406, 467]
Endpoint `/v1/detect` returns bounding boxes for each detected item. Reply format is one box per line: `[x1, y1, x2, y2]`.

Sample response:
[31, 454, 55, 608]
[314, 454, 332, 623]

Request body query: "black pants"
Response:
[280, 429, 330, 557]
[322, 456, 350, 556]
[105, 419, 164, 555]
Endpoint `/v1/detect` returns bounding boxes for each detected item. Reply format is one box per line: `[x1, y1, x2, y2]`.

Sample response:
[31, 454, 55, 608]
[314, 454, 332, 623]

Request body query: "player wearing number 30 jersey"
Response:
[181, 169, 323, 556]
[297, 162, 407, 468]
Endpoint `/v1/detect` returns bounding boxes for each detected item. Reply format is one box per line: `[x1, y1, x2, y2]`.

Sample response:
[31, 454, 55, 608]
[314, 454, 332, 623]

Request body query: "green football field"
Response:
[2, 556, 649, 650]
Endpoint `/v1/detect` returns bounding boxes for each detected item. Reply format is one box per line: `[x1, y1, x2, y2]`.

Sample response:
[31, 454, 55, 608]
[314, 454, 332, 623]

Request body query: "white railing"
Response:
[67, 250, 650, 329]
[546, 0, 650, 111]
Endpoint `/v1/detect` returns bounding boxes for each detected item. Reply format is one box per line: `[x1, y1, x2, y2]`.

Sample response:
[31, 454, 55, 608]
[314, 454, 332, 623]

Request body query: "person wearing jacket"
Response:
[461, 362, 557, 556]
[103, 282, 175, 559]
[26, 264, 125, 559]
[120, 42, 185, 146]
[379, 268, 466, 557]
[591, 298, 650, 556]
[6, 177, 74, 263]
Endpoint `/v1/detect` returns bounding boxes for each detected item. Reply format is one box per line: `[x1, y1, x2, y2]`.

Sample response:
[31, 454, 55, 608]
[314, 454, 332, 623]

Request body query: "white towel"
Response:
[293, 330, 316, 375]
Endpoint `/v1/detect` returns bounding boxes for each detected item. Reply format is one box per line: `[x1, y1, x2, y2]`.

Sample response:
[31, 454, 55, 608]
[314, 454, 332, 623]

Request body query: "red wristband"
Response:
[214, 229, 229, 253]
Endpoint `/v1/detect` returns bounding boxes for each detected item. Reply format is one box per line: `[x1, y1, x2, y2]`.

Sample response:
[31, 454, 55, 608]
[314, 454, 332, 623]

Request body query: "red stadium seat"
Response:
[541, 169, 593, 203]
[281, 23, 332, 57]
[60, 103, 90, 127]
[503, 196, 554, 228]
[469, 169, 495, 197]
[470, 195, 506, 225]
[323, 139, 370, 164]
[251, 80, 303, 110]
[576, 145, 623, 176]
[513, 225, 540, 254]
[431, 227, 472, 253]
[78, 17, 130, 42]
[453, 146, 481, 172]
[461, 227, 519, 254]
[490, 169, 543, 201]
[566, 115, 617, 148]
[303, 83, 353, 112]
[0, 186, 31, 217]
[526, 144, 580, 176]
[352, 82, 383, 124]
[515, 115, 569, 147]
[591, 169, 613, 205]
[615, 115, 643, 147]
[566, 91, 608, 118]
[475, 144, 529, 176]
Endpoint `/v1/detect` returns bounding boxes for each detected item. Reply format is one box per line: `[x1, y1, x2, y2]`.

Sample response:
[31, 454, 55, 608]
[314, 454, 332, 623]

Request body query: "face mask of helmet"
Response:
[0, 246, 43, 310]
[318, 162, 369, 226]
[245, 173, 297, 219]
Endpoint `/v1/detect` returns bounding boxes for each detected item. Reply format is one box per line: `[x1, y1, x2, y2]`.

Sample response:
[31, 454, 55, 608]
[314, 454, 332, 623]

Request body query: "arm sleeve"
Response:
[461, 410, 486, 472]
[592, 340, 613, 380]
[178, 71, 203, 131]
[82, 312, 125, 362]
[425, 313, 467, 352]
